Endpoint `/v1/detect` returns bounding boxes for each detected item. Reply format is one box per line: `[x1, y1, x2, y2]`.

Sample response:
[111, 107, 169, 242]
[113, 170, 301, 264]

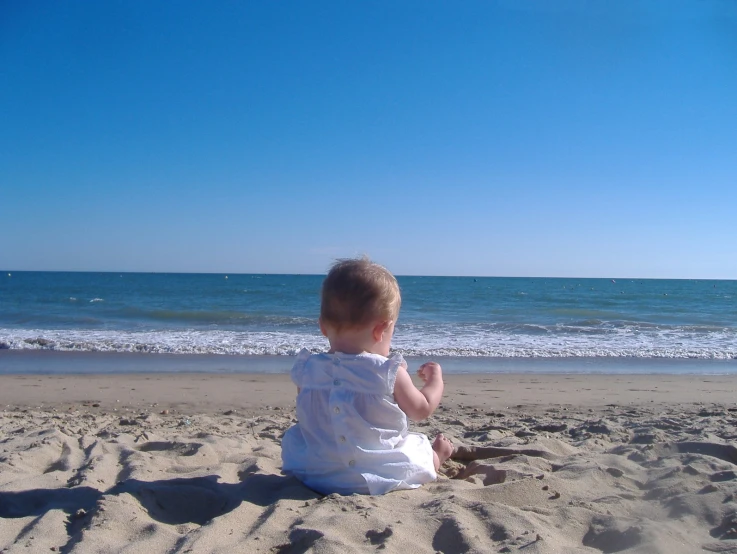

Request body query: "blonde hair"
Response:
[320, 257, 401, 331]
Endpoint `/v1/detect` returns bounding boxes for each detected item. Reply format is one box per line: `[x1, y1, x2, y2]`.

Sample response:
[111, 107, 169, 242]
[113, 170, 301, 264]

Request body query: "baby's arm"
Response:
[393, 362, 444, 421]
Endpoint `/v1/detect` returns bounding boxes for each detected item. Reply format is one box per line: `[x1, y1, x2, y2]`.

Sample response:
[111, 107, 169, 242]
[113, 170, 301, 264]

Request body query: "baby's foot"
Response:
[432, 434, 454, 469]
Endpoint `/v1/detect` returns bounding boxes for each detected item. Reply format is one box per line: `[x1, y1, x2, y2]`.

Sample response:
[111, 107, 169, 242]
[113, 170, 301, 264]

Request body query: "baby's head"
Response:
[320, 257, 401, 356]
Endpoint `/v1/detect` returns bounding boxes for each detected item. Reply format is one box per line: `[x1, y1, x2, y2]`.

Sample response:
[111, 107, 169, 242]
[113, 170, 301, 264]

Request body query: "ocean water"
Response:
[1, 272, 735, 372]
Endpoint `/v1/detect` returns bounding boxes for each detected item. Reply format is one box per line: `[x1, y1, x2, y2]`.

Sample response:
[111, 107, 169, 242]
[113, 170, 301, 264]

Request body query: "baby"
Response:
[281, 257, 453, 495]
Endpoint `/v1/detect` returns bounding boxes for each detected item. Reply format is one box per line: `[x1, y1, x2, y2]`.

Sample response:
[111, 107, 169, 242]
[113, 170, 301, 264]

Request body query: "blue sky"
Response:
[1, 1, 735, 278]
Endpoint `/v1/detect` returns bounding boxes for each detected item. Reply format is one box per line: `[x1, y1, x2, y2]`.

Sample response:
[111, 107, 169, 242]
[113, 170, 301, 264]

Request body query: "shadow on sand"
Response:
[0, 473, 317, 526]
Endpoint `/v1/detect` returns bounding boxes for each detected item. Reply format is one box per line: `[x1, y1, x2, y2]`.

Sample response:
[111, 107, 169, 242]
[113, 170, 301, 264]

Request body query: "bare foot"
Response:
[432, 434, 454, 471]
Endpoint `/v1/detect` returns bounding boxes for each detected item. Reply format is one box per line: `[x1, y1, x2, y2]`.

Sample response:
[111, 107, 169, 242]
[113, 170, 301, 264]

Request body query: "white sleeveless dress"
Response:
[281, 349, 436, 495]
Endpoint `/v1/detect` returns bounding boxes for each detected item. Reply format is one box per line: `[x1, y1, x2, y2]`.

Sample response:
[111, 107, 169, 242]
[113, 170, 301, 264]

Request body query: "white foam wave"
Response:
[1, 327, 735, 359]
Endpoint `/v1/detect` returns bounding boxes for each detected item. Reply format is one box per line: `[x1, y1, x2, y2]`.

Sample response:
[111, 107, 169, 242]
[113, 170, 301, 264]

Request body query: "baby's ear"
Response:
[318, 318, 328, 337]
[372, 320, 392, 342]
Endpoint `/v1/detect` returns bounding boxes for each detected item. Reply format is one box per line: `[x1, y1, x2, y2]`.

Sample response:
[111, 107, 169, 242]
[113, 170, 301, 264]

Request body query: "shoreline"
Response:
[1, 349, 736, 375]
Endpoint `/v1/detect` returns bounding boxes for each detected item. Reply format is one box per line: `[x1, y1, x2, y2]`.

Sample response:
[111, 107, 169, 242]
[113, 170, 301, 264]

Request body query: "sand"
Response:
[1, 371, 737, 553]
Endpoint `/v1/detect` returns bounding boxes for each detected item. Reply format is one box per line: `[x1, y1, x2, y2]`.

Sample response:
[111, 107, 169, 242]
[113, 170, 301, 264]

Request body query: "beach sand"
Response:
[2, 371, 737, 553]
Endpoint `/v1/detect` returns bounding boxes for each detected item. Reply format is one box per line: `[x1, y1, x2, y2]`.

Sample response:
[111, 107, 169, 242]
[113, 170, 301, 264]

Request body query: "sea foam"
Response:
[1, 326, 735, 359]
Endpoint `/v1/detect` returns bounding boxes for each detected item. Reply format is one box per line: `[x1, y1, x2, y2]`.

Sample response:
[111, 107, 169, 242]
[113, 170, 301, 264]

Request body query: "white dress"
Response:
[281, 349, 437, 495]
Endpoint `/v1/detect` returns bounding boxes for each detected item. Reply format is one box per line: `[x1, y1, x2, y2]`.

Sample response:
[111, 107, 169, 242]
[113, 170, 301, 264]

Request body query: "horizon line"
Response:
[2, 269, 736, 282]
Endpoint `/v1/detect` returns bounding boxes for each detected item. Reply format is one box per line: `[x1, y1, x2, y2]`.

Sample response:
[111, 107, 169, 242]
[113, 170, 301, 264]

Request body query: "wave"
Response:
[1, 327, 735, 359]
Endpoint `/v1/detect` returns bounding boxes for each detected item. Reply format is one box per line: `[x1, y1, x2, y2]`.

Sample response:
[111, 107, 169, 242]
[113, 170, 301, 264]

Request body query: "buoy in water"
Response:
[225, 276, 228, 279]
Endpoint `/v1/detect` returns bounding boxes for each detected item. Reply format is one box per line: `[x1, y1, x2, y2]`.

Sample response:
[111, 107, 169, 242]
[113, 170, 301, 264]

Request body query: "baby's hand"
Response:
[417, 361, 443, 383]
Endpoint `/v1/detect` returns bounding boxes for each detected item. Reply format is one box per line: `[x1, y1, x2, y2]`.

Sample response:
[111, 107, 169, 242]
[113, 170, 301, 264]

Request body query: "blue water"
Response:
[0, 272, 736, 364]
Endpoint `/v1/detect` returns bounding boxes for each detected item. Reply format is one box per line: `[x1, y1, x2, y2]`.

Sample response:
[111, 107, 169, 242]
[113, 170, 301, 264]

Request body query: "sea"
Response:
[1, 272, 735, 375]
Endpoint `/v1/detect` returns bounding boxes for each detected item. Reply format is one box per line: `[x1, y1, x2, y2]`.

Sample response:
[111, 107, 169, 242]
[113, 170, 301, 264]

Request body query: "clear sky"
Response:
[1, 1, 736, 278]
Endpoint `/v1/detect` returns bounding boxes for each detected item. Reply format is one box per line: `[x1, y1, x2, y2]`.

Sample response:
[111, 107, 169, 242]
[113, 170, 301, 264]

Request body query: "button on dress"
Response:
[281, 349, 437, 495]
